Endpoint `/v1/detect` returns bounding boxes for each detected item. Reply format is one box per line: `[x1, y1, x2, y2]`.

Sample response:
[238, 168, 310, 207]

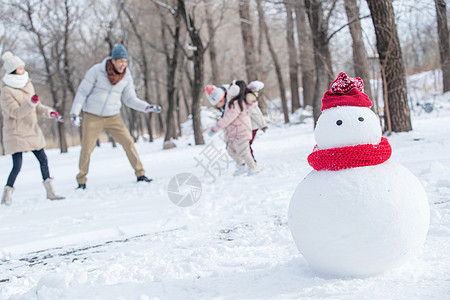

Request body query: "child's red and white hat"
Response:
[205, 85, 225, 106]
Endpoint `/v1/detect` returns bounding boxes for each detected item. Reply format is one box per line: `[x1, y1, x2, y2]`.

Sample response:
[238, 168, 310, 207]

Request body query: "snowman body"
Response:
[289, 104, 430, 277]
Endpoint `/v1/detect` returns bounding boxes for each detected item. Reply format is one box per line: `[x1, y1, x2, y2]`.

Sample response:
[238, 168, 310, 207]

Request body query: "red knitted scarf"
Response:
[307, 137, 392, 171]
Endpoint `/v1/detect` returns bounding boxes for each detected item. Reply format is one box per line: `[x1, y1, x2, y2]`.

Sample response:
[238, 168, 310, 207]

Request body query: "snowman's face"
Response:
[315, 106, 382, 149]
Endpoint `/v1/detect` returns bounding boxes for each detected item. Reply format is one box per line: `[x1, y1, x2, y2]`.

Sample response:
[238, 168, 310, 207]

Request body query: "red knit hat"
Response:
[321, 72, 372, 111]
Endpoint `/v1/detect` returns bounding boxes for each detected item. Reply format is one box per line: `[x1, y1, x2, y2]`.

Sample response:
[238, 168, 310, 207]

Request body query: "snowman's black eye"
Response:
[358, 117, 364, 122]
[336, 120, 343, 126]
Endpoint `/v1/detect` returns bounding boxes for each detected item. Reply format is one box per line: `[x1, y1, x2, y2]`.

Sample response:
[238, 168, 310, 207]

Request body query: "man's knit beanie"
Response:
[112, 45, 129, 60]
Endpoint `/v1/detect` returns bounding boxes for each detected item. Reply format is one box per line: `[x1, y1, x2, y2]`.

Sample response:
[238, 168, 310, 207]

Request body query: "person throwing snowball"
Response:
[70, 45, 161, 189]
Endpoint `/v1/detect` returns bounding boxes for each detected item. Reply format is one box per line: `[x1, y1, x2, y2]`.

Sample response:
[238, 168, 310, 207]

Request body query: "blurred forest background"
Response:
[0, 0, 448, 154]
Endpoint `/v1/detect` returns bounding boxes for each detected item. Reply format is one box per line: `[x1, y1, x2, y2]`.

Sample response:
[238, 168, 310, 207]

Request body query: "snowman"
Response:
[288, 72, 430, 277]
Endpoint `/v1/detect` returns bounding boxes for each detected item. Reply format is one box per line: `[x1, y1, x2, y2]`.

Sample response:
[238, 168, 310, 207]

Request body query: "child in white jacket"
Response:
[245, 81, 267, 162]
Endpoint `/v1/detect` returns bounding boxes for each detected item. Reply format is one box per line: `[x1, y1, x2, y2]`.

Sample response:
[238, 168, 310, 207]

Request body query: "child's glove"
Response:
[208, 125, 220, 136]
[70, 114, 82, 127]
[50, 111, 64, 123]
[31, 94, 39, 104]
[247, 81, 264, 92]
[145, 104, 162, 113]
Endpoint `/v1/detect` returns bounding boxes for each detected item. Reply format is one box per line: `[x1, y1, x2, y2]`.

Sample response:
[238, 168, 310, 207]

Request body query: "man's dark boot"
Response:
[137, 176, 152, 183]
[76, 183, 86, 190]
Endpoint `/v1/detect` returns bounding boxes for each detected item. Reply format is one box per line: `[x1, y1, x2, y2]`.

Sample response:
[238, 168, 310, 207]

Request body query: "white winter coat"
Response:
[246, 93, 267, 130]
[70, 58, 148, 117]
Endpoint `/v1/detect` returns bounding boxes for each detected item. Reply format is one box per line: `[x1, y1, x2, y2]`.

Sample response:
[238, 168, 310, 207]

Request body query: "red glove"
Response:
[50, 111, 63, 123]
[31, 95, 39, 104]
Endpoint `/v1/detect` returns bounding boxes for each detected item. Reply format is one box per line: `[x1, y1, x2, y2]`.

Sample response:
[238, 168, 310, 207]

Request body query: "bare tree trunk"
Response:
[191, 55, 205, 145]
[366, 0, 412, 132]
[0, 113, 3, 155]
[53, 32, 67, 152]
[285, 3, 300, 112]
[238, 0, 258, 82]
[176, 87, 182, 136]
[56, 100, 68, 152]
[24, 3, 68, 153]
[256, 0, 268, 115]
[127, 109, 138, 142]
[145, 114, 154, 142]
[344, 0, 373, 102]
[435, 0, 450, 92]
[180, 58, 191, 117]
[160, 10, 181, 144]
[152, 70, 165, 137]
[58, 0, 78, 153]
[295, 0, 316, 108]
[206, 9, 221, 84]
[257, 0, 289, 124]
[305, 0, 334, 125]
[121, 0, 154, 141]
[178, 0, 205, 145]
[61, 1, 77, 97]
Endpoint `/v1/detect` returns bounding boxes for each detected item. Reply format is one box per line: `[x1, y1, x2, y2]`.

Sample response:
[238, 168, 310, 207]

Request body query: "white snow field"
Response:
[1, 74, 449, 299]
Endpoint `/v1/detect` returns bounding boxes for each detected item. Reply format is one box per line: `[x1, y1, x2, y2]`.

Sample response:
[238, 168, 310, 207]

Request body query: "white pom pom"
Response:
[2, 51, 14, 62]
[248, 80, 264, 92]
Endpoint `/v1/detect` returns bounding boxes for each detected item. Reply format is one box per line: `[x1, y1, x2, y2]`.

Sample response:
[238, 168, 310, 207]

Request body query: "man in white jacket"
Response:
[70, 45, 161, 189]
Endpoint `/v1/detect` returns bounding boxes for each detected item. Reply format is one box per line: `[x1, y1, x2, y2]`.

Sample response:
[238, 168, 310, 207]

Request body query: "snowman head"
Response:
[315, 72, 382, 149]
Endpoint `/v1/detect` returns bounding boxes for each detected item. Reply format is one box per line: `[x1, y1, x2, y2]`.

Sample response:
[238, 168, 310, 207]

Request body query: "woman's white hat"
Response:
[2, 51, 25, 74]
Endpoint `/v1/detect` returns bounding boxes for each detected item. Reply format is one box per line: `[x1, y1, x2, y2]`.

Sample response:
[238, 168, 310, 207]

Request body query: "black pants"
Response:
[6, 149, 50, 187]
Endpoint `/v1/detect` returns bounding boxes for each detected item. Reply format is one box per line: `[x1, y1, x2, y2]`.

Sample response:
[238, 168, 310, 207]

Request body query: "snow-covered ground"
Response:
[1, 74, 449, 299]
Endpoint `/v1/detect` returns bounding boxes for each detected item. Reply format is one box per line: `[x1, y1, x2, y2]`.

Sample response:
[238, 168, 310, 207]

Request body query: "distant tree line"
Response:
[0, 0, 448, 154]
